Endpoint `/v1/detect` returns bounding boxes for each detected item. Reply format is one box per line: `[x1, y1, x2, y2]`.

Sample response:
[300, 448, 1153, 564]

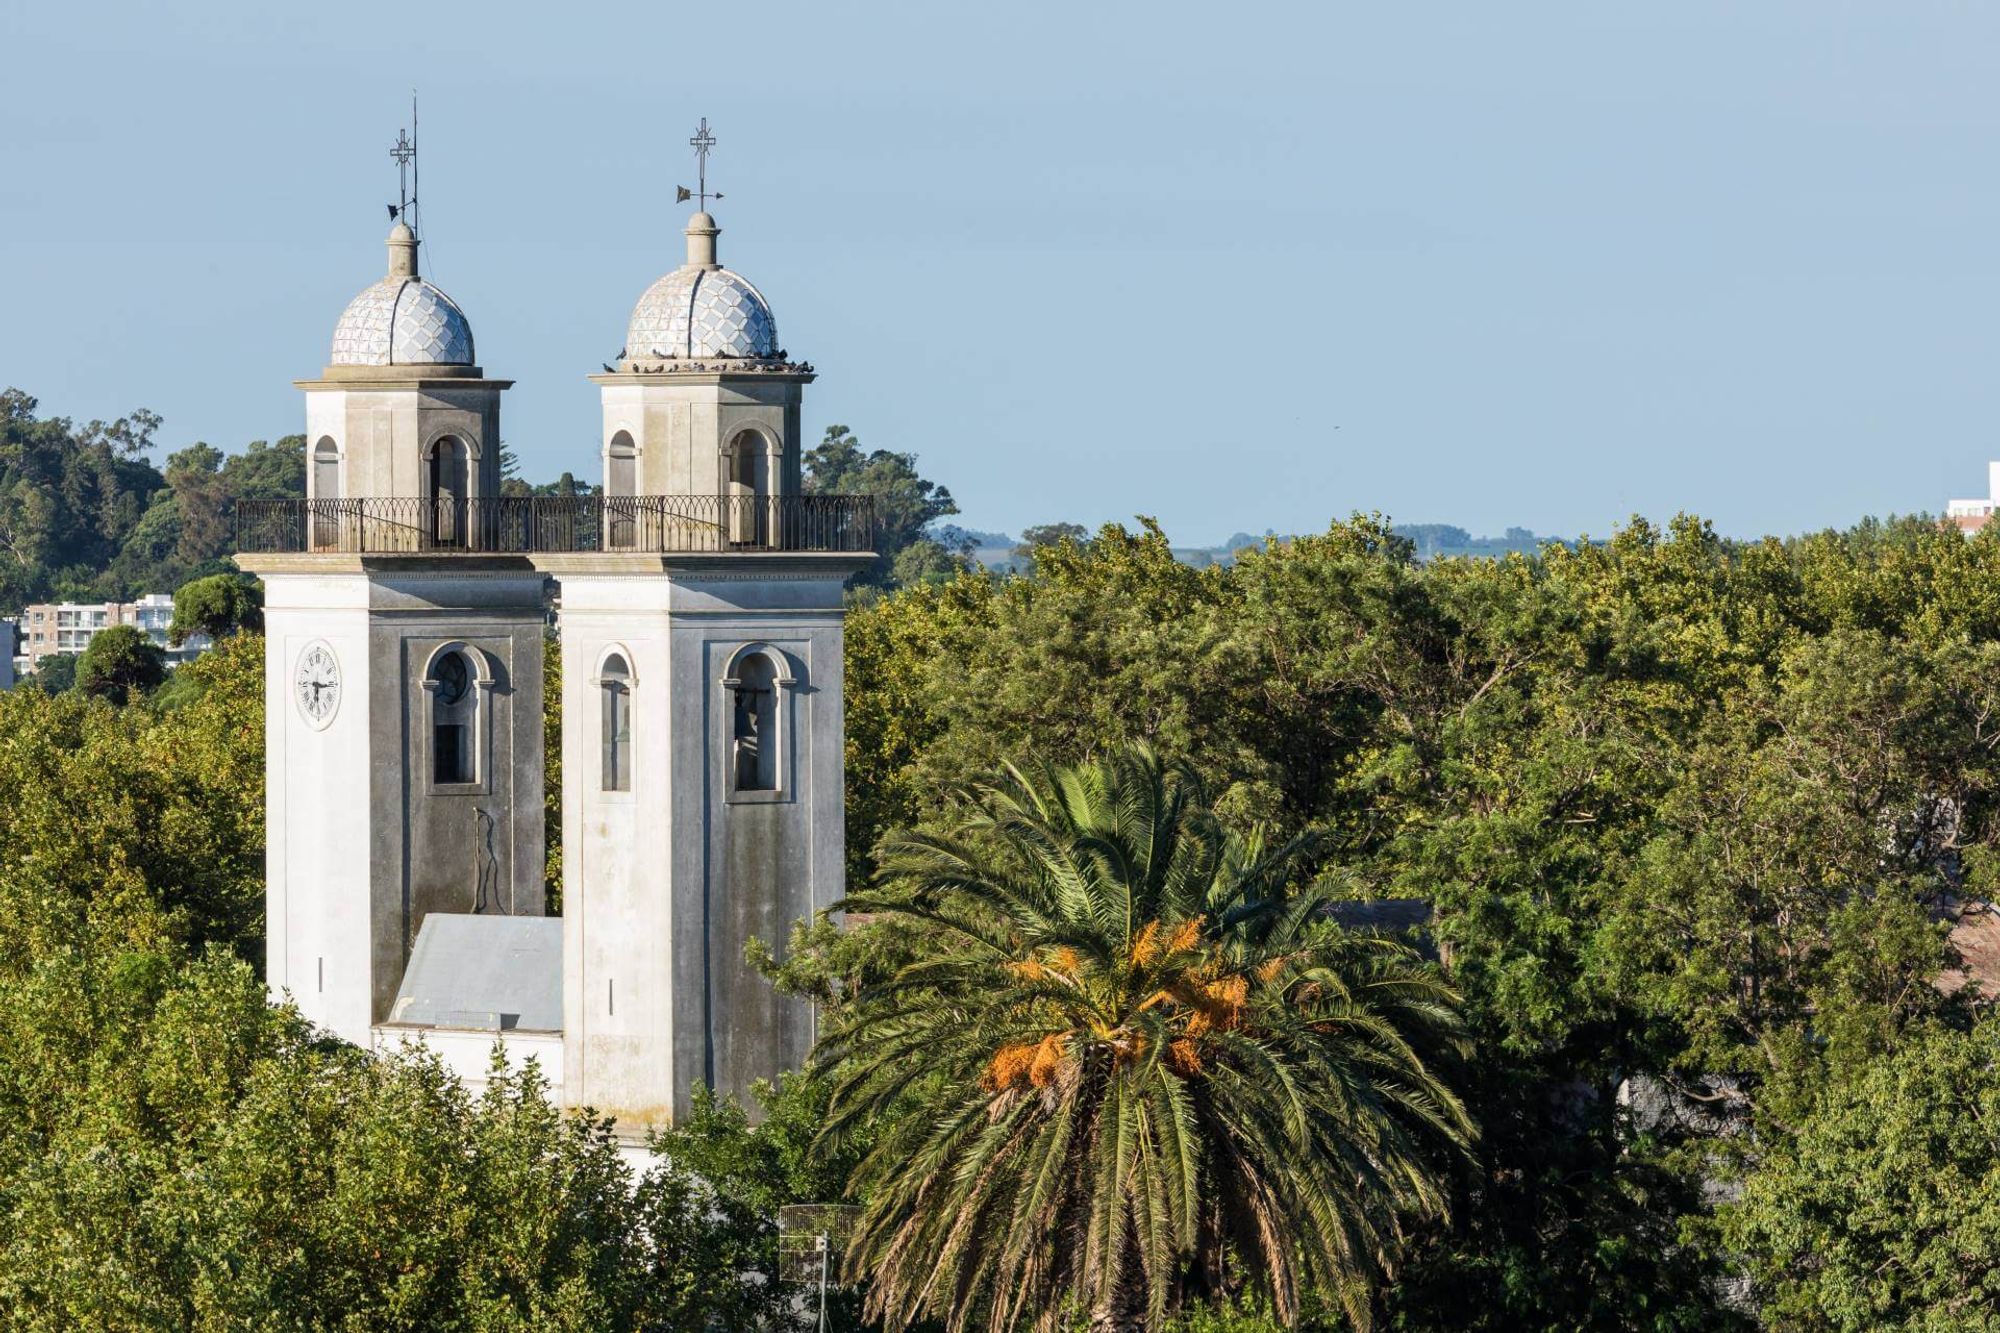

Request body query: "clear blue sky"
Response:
[4, 2, 1997, 543]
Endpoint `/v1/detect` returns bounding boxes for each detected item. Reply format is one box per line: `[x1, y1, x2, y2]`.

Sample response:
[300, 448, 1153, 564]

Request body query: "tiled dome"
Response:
[330, 276, 475, 367]
[626, 266, 778, 360]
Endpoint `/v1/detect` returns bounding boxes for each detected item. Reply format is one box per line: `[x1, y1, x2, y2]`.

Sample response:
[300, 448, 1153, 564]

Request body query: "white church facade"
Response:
[236, 168, 873, 1134]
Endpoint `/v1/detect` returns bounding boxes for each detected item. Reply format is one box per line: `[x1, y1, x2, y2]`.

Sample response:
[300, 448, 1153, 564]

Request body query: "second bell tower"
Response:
[552, 202, 864, 1129]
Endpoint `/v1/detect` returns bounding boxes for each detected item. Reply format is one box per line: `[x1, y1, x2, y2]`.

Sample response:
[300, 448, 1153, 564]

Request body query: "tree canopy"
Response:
[0, 388, 303, 603]
[7, 383, 1999, 1327]
[73, 623, 166, 704]
[833, 510, 2000, 1328]
[821, 746, 1473, 1331]
[803, 424, 962, 589]
[1722, 1016, 2000, 1330]
[169, 572, 263, 644]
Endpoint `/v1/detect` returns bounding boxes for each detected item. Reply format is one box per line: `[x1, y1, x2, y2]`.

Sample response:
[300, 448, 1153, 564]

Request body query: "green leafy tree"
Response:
[1013, 521, 1089, 563]
[219, 433, 306, 500]
[0, 392, 306, 600]
[0, 389, 165, 604]
[162, 442, 232, 575]
[168, 573, 263, 644]
[26, 652, 77, 693]
[802, 425, 959, 588]
[0, 635, 808, 1331]
[836, 511, 2000, 1326]
[73, 623, 166, 704]
[820, 745, 1474, 1331]
[1722, 1017, 2000, 1331]
[887, 536, 968, 588]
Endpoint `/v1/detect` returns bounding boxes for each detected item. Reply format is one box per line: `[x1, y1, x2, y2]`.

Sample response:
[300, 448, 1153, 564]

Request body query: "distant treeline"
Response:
[0, 389, 303, 608]
[957, 521, 1559, 571]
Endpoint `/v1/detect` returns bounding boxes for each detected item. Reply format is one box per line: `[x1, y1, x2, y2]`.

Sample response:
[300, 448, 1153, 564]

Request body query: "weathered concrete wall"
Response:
[547, 552, 859, 1131]
[243, 556, 548, 1038]
[368, 571, 546, 1020]
[593, 376, 804, 498]
[391, 627, 544, 1005]
[302, 379, 508, 502]
[554, 572, 679, 1127]
[705, 634, 829, 1105]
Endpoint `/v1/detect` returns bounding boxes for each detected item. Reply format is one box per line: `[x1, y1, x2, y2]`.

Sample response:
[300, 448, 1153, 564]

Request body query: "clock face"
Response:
[295, 642, 341, 728]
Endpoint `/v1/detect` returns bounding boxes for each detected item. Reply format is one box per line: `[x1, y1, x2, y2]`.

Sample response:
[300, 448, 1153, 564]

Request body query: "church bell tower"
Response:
[241, 119, 872, 1134]
[239, 214, 547, 1048]
[551, 126, 868, 1129]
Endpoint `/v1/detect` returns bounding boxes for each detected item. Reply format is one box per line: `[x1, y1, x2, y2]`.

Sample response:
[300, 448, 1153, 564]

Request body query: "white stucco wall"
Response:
[263, 575, 375, 1044]
[548, 555, 859, 1130]
[371, 1024, 565, 1099]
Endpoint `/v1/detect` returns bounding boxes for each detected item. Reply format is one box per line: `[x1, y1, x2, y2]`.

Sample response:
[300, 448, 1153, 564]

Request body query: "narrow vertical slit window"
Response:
[601, 653, 632, 792]
[429, 436, 469, 548]
[311, 438, 340, 549]
[430, 650, 474, 785]
[606, 432, 637, 548]
[731, 652, 779, 792]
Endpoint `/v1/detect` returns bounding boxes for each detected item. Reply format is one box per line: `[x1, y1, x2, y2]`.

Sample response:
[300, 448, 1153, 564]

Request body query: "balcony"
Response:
[235, 495, 876, 556]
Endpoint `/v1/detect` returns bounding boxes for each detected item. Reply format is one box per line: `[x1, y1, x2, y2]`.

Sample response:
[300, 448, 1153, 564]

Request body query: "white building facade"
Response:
[1947, 462, 2000, 533]
[239, 197, 871, 1137]
[17, 593, 212, 669]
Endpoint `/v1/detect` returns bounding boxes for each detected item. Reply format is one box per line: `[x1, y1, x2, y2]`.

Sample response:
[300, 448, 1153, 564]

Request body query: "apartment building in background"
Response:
[1947, 462, 2000, 533]
[15, 595, 212, 672]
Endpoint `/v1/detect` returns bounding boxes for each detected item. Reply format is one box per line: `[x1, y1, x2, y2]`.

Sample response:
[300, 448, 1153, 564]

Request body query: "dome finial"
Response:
[387, 220, 419, 279]
[686, 211, 720, 268]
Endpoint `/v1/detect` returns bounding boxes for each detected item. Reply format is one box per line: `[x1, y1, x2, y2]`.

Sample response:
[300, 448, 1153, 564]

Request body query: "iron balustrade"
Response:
[235, 495, 877, 556]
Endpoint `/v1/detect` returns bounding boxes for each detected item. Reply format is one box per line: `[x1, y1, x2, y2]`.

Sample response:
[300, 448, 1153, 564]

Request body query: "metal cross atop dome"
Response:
[387, 94, 420, 237]
[677, 117, 724, 210]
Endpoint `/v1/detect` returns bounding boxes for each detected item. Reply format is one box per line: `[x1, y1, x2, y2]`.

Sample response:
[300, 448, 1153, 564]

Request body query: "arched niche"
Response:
[606, 430, 637, 498]
[427, 434, 470, 547]
[311, 437, 341, 549]
[722, 644, 797, 799]
[421, 642, 494, 791]
[598, 648, 635, 793]
[725, 428, 777, 547]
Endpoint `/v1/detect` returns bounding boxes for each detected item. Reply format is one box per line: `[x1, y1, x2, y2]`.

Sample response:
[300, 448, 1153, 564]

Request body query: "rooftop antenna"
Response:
[675, 117, 724, 210]
[388, 93, 420, 243]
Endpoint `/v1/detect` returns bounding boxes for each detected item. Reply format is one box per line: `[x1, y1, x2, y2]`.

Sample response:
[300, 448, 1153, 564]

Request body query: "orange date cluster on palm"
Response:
[980, 915, 1282, 1092]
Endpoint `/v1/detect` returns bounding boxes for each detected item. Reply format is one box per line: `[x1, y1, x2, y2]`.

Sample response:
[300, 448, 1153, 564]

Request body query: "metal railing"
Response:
[235, 495, 877, 556]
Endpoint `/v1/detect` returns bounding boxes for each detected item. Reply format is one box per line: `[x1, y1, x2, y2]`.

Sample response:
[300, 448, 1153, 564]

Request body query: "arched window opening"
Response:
[429, 436, 469, 548]
[313, 437, 340, 499]
[601, 653, 632, 792]
[727, 430, 772, 547]
[607, 432, 637, 497]
[312, 438, 340, 549]
[430, 650, 476, 785]
[731, 652, 778, 792]
[607, 432, 638, 548]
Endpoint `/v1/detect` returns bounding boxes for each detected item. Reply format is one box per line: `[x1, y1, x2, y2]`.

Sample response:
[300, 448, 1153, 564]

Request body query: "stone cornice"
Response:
[589, 358, 815, 387]
[530, 551, 873, 578]
[296, 368, 512, 391]
[235, 553, 544, 577]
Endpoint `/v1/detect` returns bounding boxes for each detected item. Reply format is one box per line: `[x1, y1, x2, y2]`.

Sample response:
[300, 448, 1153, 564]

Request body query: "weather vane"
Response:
[387, 93, 420, 237]
[676, 117, 723, 210]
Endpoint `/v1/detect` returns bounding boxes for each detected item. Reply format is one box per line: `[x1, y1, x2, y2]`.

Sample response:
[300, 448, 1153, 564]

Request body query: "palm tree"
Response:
[817, 745, 1475, 1333]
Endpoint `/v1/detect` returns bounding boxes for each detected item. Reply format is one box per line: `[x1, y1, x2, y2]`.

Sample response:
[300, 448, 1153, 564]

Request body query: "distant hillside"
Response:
[959, 522, 1559, 572]
[1394, 524, 1551, 560]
